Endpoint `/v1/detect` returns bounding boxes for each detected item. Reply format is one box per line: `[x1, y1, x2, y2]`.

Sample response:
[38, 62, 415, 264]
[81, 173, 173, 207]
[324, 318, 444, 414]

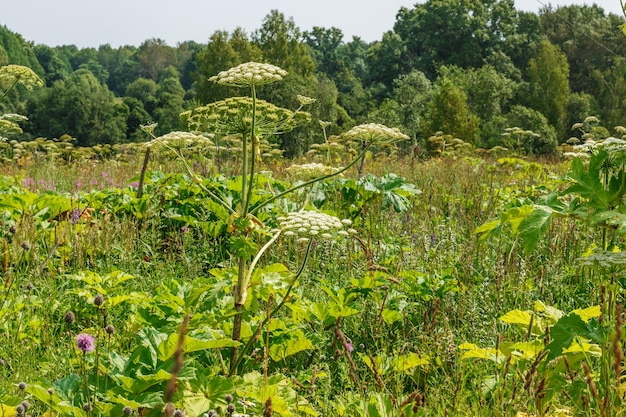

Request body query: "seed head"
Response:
[227, 403, 236, 413]
[93, 294, 104, 307]
[82, 403, 93, 412]
[18, 381, 26, 390]
[285, 163, 340, 180]
[47, 388, 54, 395]
[20, 401, 29, 411]
[341, 123, 409, 144]
[225, 394, 233, 403]
[209, 62, 287, 87]
[20, 241, 30, 250]
[15, 404, 24, 415]
[173, 409, 185, 417]
[105, 325, 115, 335]
[123, 406, 133, 415]
[144, 131, 214, 151]
[64, 311, 76, 325]
[278, 210, 350, 241]
[8, 225, 16, 234]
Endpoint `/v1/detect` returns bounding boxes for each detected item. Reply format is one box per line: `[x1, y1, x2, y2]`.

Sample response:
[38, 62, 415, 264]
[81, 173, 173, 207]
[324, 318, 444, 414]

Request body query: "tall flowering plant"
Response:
[185, 62, 409, 375]
[0, 65, 43, 141]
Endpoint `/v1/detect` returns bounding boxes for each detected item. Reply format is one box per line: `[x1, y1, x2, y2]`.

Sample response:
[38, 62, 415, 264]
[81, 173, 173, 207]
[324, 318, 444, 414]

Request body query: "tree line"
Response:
[0, 0, 625, 156]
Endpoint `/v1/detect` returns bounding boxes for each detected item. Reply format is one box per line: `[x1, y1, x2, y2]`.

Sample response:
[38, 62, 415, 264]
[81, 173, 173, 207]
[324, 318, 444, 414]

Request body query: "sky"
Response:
[2, 0, 624, 49]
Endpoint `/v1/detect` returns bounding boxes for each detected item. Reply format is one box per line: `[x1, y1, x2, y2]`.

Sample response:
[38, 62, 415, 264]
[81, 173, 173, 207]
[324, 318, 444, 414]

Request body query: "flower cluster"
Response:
[0, 65, 44, 90]
[285, 162, 340, 180]
[185, 97, 310, 137]
[578, 250, 626, 268]
[278, 210, 355, 243]
[341, 123, 410, 144]
[209, 62, 287, 87]
[296, 95, 316, 106]
[144, 131, 214, 151]
[76, 333, 95, 352]
[571, 137, 626, 155]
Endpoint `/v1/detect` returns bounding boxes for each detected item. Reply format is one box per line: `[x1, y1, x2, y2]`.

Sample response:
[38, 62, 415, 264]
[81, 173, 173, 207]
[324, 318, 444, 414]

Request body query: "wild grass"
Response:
[0, 151, 619, 417]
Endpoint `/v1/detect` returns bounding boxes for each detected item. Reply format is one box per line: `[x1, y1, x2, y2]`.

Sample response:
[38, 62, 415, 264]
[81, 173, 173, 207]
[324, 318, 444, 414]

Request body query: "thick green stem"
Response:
[176, 147, 235, 214]
[230, 87, 259, 374]
[250, 142, 373, 216]
[230, 239, 314, 374]
[243, 86, 257, 217]
[136, 147, 150, 198]
[229, 256, 247, 375]
[240, 131, 249, 213]
[0, 79, 19, 102]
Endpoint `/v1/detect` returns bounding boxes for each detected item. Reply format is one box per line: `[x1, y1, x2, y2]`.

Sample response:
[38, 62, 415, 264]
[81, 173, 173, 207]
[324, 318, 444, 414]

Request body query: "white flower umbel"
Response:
[285, 162, 341, 180]
[209, 62, 287, 87]
[278, 210, 351, 241]
[574, 137, 626, 155]
[144, 131, 214, 151]
[341, 123, 410, 144]
[0, 65, 44, 90]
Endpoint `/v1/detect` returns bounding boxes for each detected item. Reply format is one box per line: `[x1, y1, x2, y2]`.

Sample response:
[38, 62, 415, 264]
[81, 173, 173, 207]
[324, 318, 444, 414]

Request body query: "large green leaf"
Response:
[591, 210, 626, 235]
[158, 334, 239, 361]
[563, 152, 609, 211]
[546, 313, 607, 362]
[518, 207, 554, 254]
[269, 329, 315, 361]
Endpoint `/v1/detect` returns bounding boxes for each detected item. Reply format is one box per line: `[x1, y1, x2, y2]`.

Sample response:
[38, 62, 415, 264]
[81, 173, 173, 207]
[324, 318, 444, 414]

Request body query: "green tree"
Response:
[425, 77, 480, 144]
[593, 60, 626, 130]
[134, 38, 178, 81]
[33, 45, 72, 86]
[78, 60, 109, 85]
[177, 40, 203, 92]
[97, 44, 138, 96]
[125, 77, 159, 114]
[194, 28, 262, 104]
[253, 10, 315, 77]
[504, 105, 557, 155]
[366, 31, 405, 93]
[334, 36, 372, 121]
[393, 0, 522, 78]
[440, 65, 516, 124]
[27, 69, 127, 146]
[368, 70, 432, 143]
[304, 26, 345, 77]
[155, 69, 185, 135]
[540, 5, 626, 94]
[526, 39, 570, 136]
[565, 92, 600, 141]
[0, 26, 44, 75]
[123, 97, 152, 141]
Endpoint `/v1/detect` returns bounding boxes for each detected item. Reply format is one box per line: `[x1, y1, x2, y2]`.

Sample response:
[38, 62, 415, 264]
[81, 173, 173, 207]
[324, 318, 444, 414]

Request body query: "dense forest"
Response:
[1, 0, 625, 157]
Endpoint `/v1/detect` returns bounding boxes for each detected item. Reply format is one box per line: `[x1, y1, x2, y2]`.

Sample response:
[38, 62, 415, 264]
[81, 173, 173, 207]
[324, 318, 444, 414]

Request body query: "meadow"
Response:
[1, 61, 626, 417]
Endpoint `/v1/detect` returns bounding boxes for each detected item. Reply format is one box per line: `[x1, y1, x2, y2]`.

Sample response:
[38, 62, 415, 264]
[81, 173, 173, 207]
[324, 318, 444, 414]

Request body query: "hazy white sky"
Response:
[2, 0, 624, 48]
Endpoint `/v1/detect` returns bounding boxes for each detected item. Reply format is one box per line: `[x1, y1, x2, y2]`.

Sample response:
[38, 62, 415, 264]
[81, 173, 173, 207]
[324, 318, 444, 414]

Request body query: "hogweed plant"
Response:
[182, 62, 410, 377]
[0, 65, 43, 142]
[475, 120, 626, 416]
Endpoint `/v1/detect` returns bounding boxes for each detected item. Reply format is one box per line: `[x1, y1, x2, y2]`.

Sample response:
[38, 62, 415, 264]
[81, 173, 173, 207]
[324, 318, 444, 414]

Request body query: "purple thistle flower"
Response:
[76, 333, 95, 352]
[70, 208, 80, 224]
[129, 181, 140, 188]
[22, 178, 35, 189]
